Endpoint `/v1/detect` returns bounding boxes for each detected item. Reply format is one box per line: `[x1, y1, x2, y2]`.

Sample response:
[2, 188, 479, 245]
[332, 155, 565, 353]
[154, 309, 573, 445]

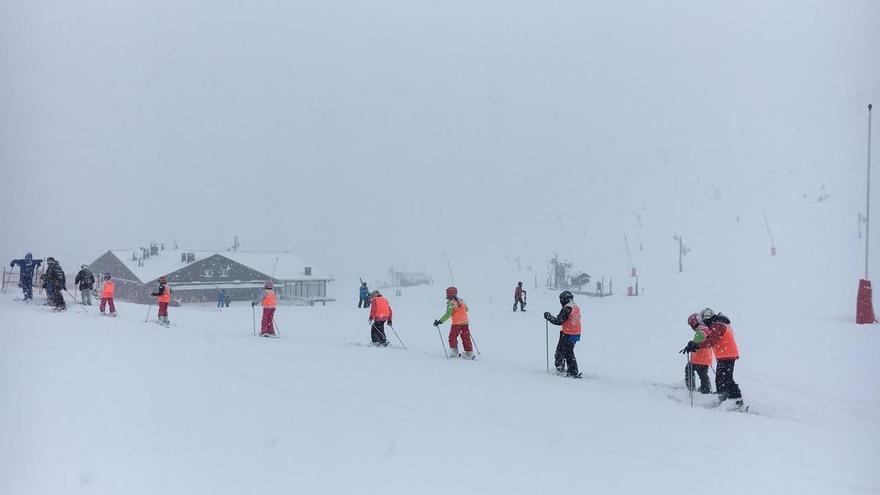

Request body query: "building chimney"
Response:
[181, 253, 187, 263]
[186, 252, 195, 263]
[304, 266, 312, 276]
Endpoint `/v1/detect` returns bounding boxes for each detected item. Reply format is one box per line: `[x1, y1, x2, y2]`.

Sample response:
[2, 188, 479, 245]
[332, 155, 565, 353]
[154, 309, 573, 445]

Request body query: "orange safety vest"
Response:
[101, 280, 115, 299]
[157, 283, 171, 304]
[711, 323, 739, 360]
[262, 290, 277, 308]
[371, 296, 391, 321]
[561, 303, 582, 335]
[690, 327, 715, 366]
[451, 298, 469, 325]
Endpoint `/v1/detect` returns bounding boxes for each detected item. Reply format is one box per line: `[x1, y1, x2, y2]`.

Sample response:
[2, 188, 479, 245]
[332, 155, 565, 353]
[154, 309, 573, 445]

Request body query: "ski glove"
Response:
[150, 292, 159, 297]
[433, 319, 442, 327]
[387, 320, 392, 327]
[680, 341, 700, 354]
[543, 312, 552, 320]
[251, 301, 256, 307]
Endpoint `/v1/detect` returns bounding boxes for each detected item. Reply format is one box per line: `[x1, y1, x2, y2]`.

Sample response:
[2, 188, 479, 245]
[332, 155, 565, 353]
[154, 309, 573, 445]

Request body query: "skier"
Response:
[544, 290, 582, 378]
[8, 253, 42, 301]
[252, 282, 277, 337]
[99, 273, 116, 316]
[368, 290, 393, 346]
[680, 308, 743, 409]
[433, 286, 475, 359]
[150, 276, 171, 325]
[217, 288, 226, 308]
[513, 281, 527, 311]
[44, 257, 67, 311]
[358, 282, 370, 308]
[684, 313, 713, 394]
[74, 265, 95, 305]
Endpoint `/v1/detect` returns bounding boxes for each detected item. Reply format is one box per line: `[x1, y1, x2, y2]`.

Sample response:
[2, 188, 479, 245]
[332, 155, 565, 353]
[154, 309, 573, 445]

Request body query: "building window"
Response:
[219, 265, 231, 278]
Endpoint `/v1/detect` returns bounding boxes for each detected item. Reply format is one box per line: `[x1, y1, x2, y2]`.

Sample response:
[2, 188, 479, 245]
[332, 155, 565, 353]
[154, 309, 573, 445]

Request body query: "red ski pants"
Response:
[448, 324, 473, 352]
[158, 302, 168, 317]
[261, 308, 276, 334]
[100, 297, 115, 313]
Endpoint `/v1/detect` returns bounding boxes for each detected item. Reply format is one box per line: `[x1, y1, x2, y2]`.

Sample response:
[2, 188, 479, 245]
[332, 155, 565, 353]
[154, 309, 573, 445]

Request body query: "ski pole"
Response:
[273, 315, 281, 336]
[144, 302, 153, 322]
[251, 304, 256, 335]
[686, 352, 694, 408]
[545, 320, 549, 374]
[388, 324, 407, 350]
[436, 325, 449, 359]
[63, 289, 87, 313]
[470, 332, 481, 355]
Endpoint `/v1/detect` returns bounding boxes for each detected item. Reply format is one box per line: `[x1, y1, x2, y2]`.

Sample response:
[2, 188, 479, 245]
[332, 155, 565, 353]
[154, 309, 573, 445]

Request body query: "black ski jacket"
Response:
[546, 305, 573, 326]
[75, 269, 95, 290]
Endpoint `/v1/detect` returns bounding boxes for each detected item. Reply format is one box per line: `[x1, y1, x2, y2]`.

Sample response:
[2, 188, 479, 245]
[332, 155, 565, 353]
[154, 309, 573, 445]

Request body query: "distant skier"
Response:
[217, 288, 226, 308]
[252, 282, 277, 337]
[513, 281, 527, 311]
[74, 265, 95, 305]
[99, 273, 116, 316]
[224, 292, 231, 307]
[150, 276, 171, 325]
[44, 257, 67, 311]
[8, 253, 42, 301]
[681, 308, 743, 409]
[684, 313, 713, 394]
[368, 290, 393, 346]
[358, 282, 370, 308]
[433, 286, 475, 359]
[544, 290, 582, 378]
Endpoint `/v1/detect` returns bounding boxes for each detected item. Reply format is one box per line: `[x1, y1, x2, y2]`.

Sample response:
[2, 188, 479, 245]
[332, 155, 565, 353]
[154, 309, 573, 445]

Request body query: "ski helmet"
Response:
[104, 272, 112, 280]
[159, 276, 167, 283]
[370, 290, 380, 298]
[700, 307, 715, 323]
[559, 290, 573, 305]
[687, 313, 700, 329]
[81, 265, 88, 270]
[446, 286, 458, 298]
[264, 282, 274, 289]
[46, 256, 55, 263]
[517, 281, 523, 286]
[25, 253, 32, 260]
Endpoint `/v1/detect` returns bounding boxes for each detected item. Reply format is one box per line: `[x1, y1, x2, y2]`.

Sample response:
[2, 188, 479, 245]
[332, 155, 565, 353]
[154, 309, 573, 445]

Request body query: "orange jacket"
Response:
[101, 280, 115, 299]
[262, 290, 277, 308]
[689, 327, 714, 365]
[703, 322, 739, 360]
[561, 303, 582, 335]
[451, 298, 469, 325]
[370, 295, 392, 321]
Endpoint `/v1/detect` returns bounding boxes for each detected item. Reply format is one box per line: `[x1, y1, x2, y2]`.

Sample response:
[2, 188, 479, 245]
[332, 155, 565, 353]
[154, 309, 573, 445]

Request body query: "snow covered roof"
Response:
[109, 249, 330, 284]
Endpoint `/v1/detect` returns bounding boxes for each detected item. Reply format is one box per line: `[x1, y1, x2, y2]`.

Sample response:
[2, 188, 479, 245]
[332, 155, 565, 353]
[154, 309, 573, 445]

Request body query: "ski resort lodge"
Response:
[87, 244, 333, 305]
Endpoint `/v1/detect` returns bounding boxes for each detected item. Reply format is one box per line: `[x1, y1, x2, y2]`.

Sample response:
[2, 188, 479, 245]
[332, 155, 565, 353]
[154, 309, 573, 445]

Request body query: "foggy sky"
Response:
[2, 0, 878, 283]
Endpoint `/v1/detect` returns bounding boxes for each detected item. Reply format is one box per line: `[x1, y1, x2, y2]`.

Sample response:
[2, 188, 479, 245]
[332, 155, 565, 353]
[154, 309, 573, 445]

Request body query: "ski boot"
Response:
[449, 348, 460, 358]
[110, 312, 117, 317]
[462, 351, 475, 360]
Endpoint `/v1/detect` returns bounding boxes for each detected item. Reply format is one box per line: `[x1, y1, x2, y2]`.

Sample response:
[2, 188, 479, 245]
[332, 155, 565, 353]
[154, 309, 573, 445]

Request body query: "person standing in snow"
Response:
[433, 286, 475, 359]
[544, 290, 582, 378]
[150, 276, 171, 325]
[74, 265, 95, 305]
[9, 253, 42, 301]
[368, 290, 393, 346]
[513, 281, 527, 311]
[44, 257, 67, 311]
[684, 313, 713, 394]
[217, 288, 226, 308]
[358, 282, 370, 308]
[99, 273, 116, 316]
[252, 282, 277, 337]
[681, 308, 743, 408]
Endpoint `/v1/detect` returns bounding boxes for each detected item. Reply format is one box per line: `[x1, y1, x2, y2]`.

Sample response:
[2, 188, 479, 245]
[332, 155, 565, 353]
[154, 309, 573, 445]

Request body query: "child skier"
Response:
[100, 273, 116, 316]
[75, 265, 95, 305]
[252, 282, 277, 337]
[368, 290, 393, 346]
[685, 313, 713, 394]
[150, 276, 171, 325]
[681, 308, 743, 409]
[9, 253, 42, 301]
[513, 281, 527, 312]
[433, 286, 475, 359]
[358, 282, 370, 308]
[544, 290, 582, 378]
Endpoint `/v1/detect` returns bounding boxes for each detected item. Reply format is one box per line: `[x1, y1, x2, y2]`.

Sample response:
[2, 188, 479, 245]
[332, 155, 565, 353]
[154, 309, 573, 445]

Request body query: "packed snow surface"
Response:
[1, 271, 878, 494]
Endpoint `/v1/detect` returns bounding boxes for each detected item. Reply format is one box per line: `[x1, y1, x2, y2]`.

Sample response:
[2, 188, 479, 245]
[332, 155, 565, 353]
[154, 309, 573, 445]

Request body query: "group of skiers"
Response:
[8, 253, 173, 324]
[680, 308, 743, 409]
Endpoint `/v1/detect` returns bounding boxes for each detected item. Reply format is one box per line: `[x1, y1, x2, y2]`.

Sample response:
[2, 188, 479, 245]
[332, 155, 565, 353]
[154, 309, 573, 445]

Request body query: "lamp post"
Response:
[857, 104, 876, 324]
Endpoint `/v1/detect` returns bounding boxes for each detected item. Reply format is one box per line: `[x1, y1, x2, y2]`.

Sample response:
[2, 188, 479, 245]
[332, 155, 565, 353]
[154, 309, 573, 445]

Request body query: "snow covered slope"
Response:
[1, 275, 877, 494]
